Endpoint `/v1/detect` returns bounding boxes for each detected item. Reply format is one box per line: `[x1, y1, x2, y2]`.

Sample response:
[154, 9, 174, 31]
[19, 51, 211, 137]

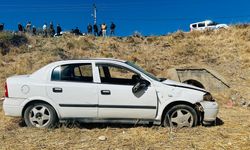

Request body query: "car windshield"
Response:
[126, 61, 160, 81]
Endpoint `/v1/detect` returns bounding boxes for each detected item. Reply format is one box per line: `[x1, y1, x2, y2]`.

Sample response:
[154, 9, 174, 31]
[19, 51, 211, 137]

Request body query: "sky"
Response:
[0, 0, 250, 36]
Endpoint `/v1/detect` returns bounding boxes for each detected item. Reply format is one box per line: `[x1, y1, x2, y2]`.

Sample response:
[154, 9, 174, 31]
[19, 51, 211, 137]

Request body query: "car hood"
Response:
[161, 79, 207, 93]
[216, 24, 228, 28]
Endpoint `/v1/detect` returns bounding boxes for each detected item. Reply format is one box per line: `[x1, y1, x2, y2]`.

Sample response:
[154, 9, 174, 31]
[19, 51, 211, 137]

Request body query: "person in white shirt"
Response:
[43, 23, 47, 37]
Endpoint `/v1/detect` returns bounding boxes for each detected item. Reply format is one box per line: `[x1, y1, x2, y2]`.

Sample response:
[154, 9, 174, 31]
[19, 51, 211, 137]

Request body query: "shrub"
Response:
[0, 32, 28, 55]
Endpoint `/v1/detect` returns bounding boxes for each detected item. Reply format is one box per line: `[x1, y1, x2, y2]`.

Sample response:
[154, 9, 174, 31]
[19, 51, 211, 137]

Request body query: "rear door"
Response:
[96, 63, 158, 119]
[198, 22, 206, 30]
[46, 63, 98, 118]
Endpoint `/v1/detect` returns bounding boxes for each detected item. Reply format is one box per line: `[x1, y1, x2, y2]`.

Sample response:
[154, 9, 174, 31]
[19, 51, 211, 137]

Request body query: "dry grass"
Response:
[1, 26, 250, 149]
[1, 105, 250, 149]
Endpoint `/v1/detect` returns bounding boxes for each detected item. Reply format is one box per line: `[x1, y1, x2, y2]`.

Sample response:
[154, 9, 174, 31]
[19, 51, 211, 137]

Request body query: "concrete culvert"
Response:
[183, 79, 205, 89]
[167, 67, 230, 93]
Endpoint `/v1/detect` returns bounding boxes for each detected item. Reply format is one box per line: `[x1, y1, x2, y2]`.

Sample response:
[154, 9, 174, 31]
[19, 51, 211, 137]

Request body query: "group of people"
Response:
[42, 22, 62, 37]
[17, 21, 37, 35]
[0, 21, 116, 37]
[17, 21, 62, 37]
[87, 22, 116, 37]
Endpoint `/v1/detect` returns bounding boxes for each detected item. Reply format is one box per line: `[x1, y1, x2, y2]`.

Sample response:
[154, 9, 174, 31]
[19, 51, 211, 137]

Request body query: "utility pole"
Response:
[93, 4, 97, 24]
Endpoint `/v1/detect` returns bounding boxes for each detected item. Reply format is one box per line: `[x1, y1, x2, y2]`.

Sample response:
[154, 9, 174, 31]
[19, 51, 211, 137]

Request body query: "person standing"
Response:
[32, 25, 36, 35]
[0, 23, 3, 31]
[18, 23, 23, 33]
[101, 23, 107, 37]
[43, 23, 47, 37]
[49, 22, 55, 37]
[110, 22, 116, 36]
[26, 21, 32, 33]
[93, 23, 98, 36]
[87, 23, 92, 35]
[74, 27, 81, 35]
[56, 24, 62, 36]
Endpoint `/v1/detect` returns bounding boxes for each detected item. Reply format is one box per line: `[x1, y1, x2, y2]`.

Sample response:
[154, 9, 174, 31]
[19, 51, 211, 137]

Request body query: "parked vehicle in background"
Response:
[190, 20, 228, 31]
[3, 58, 219, 128]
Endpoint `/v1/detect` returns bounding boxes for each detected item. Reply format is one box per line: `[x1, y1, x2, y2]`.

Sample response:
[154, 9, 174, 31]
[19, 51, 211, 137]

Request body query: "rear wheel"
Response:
[24, 103, 58, 128]
[163, 104, 198, 128]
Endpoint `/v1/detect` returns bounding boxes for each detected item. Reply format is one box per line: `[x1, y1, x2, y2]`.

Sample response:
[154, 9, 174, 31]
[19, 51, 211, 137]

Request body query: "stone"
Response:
[98, 136, 107, 141]
[246, 102, 250, 107]
[240, 100, 247, 106]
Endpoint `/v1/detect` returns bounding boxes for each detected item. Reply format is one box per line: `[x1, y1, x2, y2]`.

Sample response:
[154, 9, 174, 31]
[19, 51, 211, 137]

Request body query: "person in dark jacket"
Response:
[49, 22, 55, 37]
[0, 23, 4, 31]
[87, 23, 92, 35]
[32, 25, 36, 35]
[93, 23, 98, 36]
[18, 23, 23, 33]
[110, 22, 116, 36]
[56, 24, 62, 36]
[73, 27, 81, 35]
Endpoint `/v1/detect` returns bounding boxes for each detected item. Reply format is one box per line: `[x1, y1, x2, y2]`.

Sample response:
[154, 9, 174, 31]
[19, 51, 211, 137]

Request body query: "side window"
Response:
[198, 23, 205, 27]
[109, 66, 134, 79]
[74, 67, 81, 77]
[98, 64, 139, 85]
[51, 66, 61, 80]
[79, 65, 92, 77]
[51, 63, 93, 82]
[207, 22, 217, 26]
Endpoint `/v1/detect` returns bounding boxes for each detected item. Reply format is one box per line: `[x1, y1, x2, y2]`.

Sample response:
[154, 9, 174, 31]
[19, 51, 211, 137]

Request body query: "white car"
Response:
[3, 58, 219, 128]
[190, 20, 228, 31]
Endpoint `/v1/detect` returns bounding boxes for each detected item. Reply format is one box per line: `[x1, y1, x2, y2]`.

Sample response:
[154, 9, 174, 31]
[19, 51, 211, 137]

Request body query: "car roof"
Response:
[55, 58, 126, 63]
[190, 20, 213, 25]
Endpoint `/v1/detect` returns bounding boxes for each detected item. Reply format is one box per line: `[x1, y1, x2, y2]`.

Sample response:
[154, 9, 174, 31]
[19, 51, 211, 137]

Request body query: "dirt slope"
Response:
[0, 25, 250, 149]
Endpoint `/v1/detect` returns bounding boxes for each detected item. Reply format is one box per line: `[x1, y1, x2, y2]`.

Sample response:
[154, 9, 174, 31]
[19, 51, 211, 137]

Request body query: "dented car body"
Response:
[3, 58, 219, 128]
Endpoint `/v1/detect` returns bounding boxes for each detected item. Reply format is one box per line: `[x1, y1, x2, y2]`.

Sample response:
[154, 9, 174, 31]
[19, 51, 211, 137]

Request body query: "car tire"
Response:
[24, 102, 58, 128]
[163, 104, 198, 128]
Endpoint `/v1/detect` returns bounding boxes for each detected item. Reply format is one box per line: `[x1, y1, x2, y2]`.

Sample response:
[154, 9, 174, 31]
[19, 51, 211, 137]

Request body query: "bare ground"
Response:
[1, 104, 250, 150]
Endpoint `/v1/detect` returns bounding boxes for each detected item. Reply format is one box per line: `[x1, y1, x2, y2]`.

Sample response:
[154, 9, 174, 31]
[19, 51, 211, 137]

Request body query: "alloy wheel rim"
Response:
[169, 109, 193, 128]
[29, 105, 51, 127]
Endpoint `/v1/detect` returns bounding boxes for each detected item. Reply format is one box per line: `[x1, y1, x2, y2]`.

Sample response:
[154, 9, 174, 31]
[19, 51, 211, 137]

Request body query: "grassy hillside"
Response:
[1, 26, 250, 104]
[1, 26, 250, 149]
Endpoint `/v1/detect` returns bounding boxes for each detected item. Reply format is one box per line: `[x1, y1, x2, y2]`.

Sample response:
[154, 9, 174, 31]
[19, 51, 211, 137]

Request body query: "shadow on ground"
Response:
[203, 117, 224, 127]
[18, 117, 224, 129]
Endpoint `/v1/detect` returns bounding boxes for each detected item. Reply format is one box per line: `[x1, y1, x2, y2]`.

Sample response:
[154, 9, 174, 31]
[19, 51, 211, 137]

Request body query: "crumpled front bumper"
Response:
[197, 101, 219, 124]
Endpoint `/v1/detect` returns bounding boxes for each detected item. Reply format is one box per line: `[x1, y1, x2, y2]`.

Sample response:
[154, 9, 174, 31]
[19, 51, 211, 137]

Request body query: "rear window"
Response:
[192, 24, 197, 28]
[51, 63, 93, 82]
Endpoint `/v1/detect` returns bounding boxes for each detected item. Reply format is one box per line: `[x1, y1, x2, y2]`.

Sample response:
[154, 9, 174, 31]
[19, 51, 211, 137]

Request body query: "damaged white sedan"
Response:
[3, 58, 219, 128]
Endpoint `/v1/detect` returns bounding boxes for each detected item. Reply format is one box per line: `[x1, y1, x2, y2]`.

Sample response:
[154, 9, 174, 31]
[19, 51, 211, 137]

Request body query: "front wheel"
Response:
[24, 103, 58, 128]
[163, 105, 198, 128]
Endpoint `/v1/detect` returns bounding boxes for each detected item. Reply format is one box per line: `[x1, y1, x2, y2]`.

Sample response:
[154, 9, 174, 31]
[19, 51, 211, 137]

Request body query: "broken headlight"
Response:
[203, 92, 215, 102]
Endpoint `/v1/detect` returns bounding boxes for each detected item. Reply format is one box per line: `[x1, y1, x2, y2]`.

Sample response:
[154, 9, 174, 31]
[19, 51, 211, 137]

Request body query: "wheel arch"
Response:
[21, 99, 60, 119]
[161, 101, 199, 124]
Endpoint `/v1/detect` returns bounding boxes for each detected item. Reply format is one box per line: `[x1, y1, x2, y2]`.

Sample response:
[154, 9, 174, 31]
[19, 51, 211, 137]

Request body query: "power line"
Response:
[103, 15, 250, 22]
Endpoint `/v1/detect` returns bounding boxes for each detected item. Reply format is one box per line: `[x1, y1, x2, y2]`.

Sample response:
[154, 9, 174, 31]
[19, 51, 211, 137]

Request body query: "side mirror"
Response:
[132, 78, 150, 93]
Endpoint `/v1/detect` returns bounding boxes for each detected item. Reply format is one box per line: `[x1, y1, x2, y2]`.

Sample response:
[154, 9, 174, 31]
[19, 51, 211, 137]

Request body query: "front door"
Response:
[96, 63, 158, 119]
[46, 63, 98, 118]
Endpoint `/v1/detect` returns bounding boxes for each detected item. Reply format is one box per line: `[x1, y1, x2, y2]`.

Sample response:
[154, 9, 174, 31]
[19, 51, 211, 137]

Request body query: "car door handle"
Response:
[101, 90, 111, 95]
[53, 87, 63, 93]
